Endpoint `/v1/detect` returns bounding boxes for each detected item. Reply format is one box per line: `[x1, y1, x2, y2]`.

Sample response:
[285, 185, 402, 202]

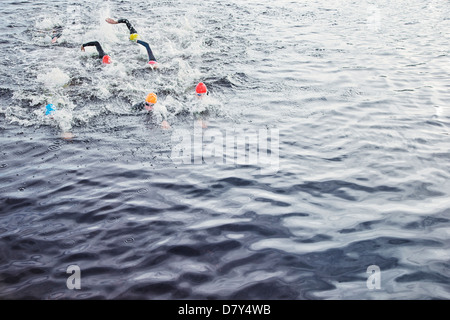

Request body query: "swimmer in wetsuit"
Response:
[106, 18, 158, 67]
[51, 26, 63, 43]
[132, 93, 170, 129]
[81, 41, 112, 64]
[194, 82, 209, 128]
[34, 25, 62, 43]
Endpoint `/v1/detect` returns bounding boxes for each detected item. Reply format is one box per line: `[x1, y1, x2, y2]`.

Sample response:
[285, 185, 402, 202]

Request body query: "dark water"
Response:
[1, 0, 450, 299]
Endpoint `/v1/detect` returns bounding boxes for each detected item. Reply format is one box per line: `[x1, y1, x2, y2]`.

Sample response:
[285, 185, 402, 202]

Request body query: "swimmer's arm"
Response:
[105, 18, 118, 24]
[137, 40, 157, 62]
[161, 120, 170, 130]
[106, 18, 138, 34]
[131, 102, 145, 112]
[81, 41, 100, 50]
[116, 19, 132, 25]
[105, 18, 133, 27]
[81, 41, 106, 58]
[153, 105, 171, 129]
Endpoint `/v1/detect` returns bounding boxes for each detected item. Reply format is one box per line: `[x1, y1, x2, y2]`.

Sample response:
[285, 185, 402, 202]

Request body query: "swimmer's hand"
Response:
[105, 18, 118, 24]
[161, 120, 171, 130]
[61, 132, 74, 140]
[81, 45, 85, 52]
[197, 119, 208, 129]
[51, 37, 58, 44]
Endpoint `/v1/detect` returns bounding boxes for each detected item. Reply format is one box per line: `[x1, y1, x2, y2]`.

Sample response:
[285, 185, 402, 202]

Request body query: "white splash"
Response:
[37, 68, 70, 89]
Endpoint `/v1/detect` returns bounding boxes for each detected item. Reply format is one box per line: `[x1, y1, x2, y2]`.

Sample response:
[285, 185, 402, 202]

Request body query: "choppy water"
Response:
[1, 0, 449, 300]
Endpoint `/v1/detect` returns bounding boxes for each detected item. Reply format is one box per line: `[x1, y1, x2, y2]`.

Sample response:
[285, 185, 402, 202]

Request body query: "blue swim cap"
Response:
[45, 104, 56, 116]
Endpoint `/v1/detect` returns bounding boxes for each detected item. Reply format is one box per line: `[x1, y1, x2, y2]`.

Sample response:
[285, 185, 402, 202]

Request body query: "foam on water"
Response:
[37, 68, 71, 89]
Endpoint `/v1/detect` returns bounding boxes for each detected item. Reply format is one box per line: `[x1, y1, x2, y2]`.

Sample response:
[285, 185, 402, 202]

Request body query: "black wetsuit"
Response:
[137, 40, 157, 62]
[82, 41, 107, 58]
[131, 102, 153, 112]
[131, 102, 146, 112]
[117, 19, 157, 62]
[117, 19, 138, 34]
[51, 26, 63, 40]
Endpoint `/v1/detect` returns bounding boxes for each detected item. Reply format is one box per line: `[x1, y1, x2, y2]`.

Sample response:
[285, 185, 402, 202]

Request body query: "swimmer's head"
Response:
[45, 104, 56, 116]
[146, 93, 157, 104]
[102, 55, 112, 64]
[196, 82, 207, 97]
[130, 33, 140, 42]
[145, 93, 157, 110]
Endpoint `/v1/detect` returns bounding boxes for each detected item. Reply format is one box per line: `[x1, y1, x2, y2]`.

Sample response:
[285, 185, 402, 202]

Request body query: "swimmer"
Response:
[51, 26, 63, 43]
[106, 17, 158, 67]
[131, 93, 170, 129]
[194, 82, 209, 128]
[81, 41, 112, 64]
[44, 104, 74, 140]
[45, 103, 56, 118]
[35, 25, 63, 43]
[195, 82, 208, 98]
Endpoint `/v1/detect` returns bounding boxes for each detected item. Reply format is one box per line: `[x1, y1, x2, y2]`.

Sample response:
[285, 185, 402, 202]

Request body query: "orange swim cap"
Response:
[146, 93, 157, 104]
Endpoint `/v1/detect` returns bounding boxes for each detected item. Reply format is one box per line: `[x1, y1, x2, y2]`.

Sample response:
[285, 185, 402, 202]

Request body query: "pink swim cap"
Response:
[102, 55, 112, 64]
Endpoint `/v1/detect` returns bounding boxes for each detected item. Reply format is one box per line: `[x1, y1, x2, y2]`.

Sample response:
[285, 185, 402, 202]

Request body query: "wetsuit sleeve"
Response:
[137, 40, 157, 62]
[117, 19, 138, 34]
[131, 102, 145, 112]
[82, 41, 106, 58]
[52, 26, 63, 39]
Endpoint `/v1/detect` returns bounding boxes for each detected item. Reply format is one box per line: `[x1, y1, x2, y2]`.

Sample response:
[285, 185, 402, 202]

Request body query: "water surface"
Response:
[0, 0, 449, 299]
